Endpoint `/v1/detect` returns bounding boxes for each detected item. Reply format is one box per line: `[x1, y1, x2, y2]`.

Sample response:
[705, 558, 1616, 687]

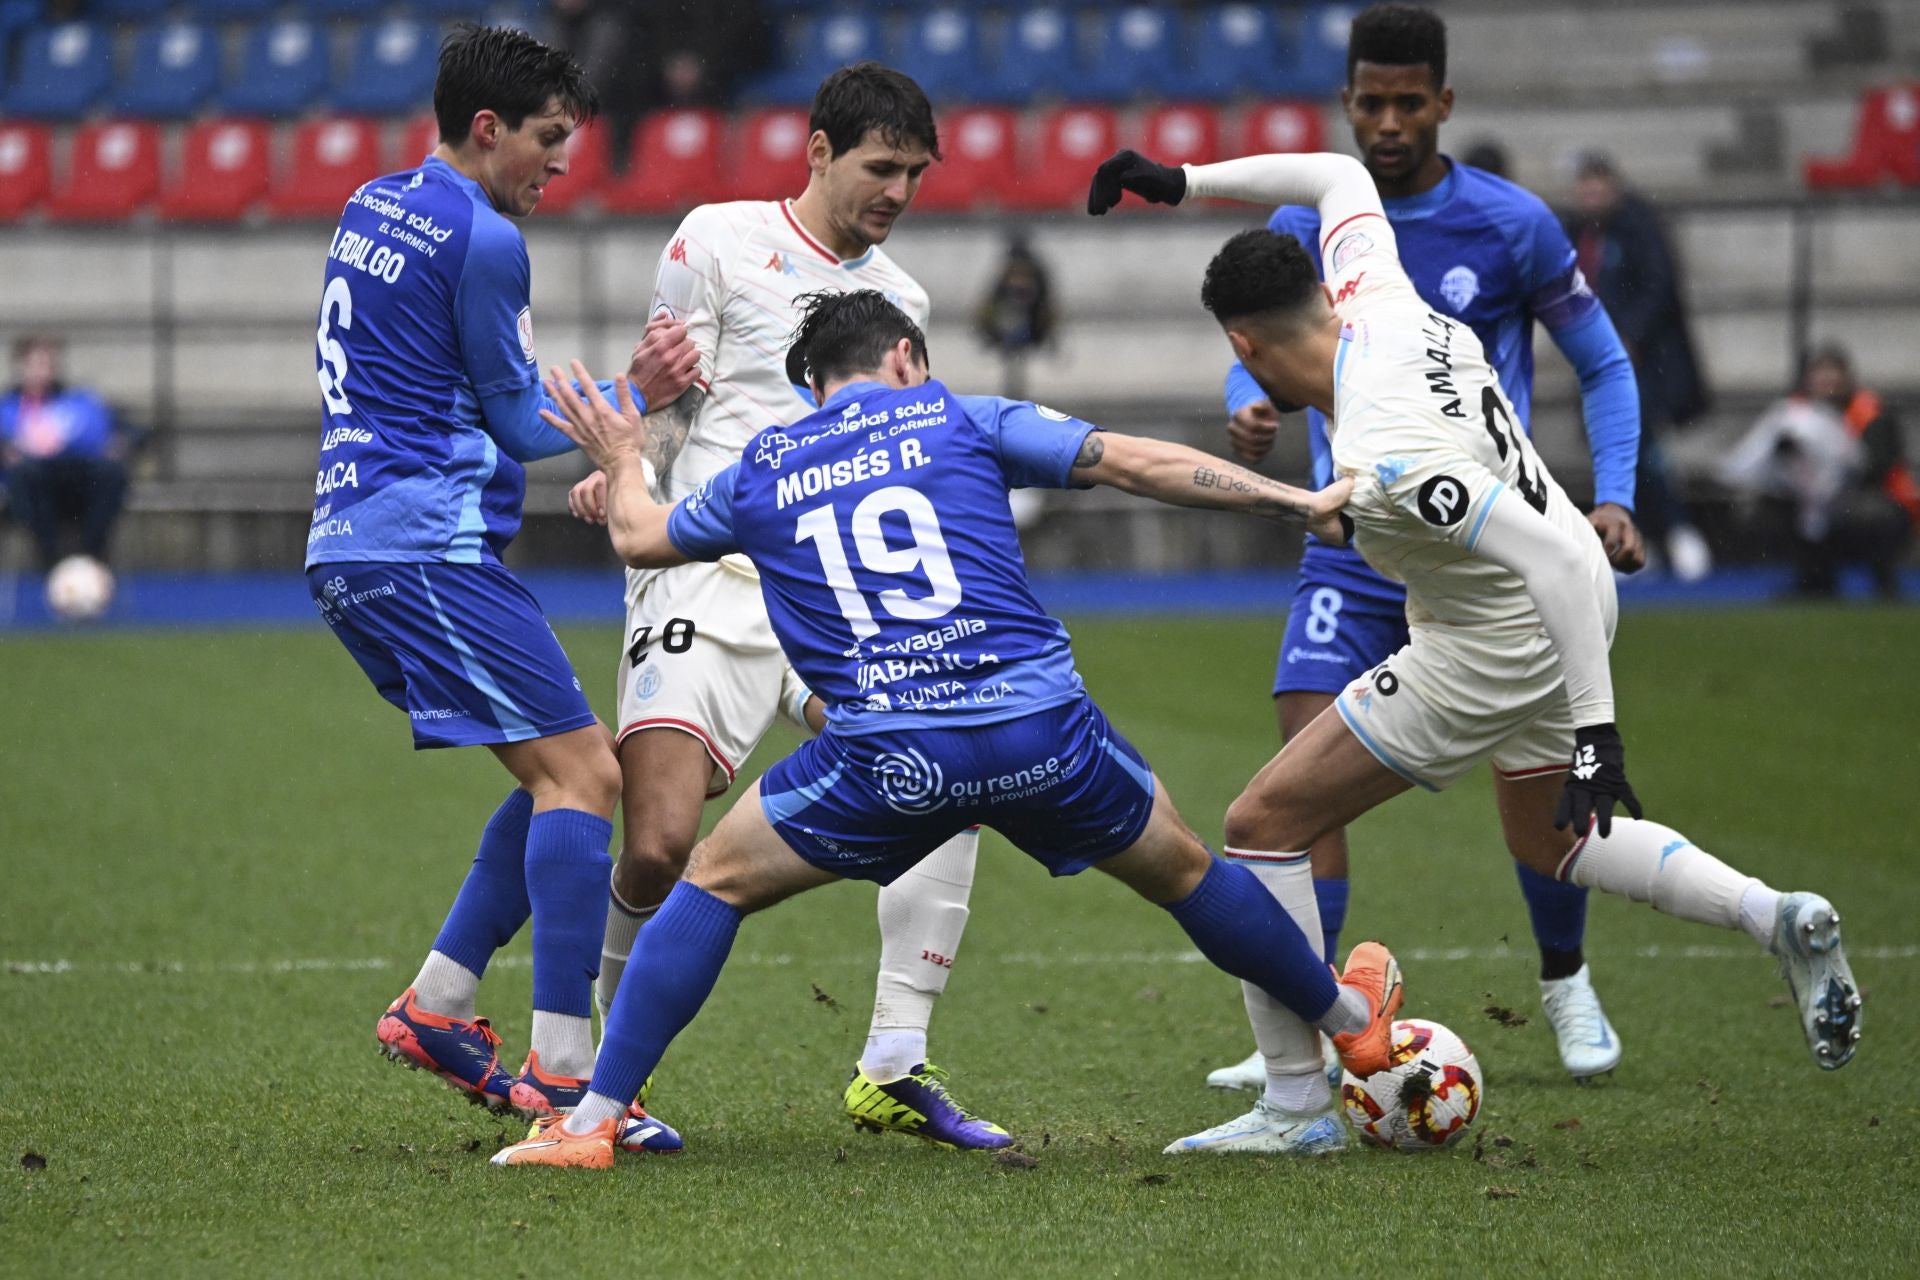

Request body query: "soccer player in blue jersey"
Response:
[491, 291, 1403, 1167]
[304, 26, 698, 1144]
[1201, 3, 1647, 1092]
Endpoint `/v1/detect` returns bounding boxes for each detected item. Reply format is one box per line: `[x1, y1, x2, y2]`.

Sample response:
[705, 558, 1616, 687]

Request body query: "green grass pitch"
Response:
[3, 607, 1917, 1276]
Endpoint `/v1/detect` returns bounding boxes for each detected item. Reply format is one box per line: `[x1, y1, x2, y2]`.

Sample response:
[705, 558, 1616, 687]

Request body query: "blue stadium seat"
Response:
[221, 19, 330, 118]
[334, 19, 438, 116]
[975, 5, 1076, 106]
[183, 0, 281, 18]
[0, 0, 43, 37]
[1190, 4, 1291, 99]
[2, 21, 112, 120]
[744, 12, 883, 106]
[116, 22, 220, 119]
[1080, 5, 1194, 103]
[90, 0, 174, 18]
[892, 7, 982, 103]
[1281, 3, 1358, 98]
[302, 0, 388, 17]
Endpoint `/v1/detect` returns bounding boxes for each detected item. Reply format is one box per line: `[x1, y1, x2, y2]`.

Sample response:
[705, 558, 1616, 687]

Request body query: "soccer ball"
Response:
[46, 555, 115, 622]
[1340, 1018, 1483, 1150]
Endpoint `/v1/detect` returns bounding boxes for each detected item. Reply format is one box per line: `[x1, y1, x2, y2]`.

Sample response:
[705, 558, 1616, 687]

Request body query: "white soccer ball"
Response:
[46, 555, 115, 622]
[1340, 1018, 1484, 1150]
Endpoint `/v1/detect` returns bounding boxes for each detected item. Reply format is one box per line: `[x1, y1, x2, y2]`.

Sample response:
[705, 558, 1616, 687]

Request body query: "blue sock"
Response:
[430, 789, 534, 978]
[1515, 860, 1589, 956]
[589, 881, 740, 1105]
[525, 808, 615, 1017]
[1313, 876, 1350, 966]
[1164, 858, 1340, 1022]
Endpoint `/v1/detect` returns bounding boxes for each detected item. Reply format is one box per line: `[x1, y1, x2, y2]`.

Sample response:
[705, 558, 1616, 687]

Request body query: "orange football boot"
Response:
[1329, 941, 1404, 1078]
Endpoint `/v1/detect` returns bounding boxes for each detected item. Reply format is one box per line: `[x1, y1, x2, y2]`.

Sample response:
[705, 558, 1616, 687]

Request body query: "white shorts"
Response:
[1332, 624, 1576, 792]
[615, 558, 790, 797]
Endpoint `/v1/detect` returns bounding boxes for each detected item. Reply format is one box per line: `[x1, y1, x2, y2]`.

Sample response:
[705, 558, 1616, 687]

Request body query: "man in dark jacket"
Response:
[1566, 153, 1714, 580]
[0, 335, 129, 571]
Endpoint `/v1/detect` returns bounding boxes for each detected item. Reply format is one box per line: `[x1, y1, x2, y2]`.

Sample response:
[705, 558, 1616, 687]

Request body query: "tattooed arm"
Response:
[1069, 431, 1353, 543]
[638, 384, 701, 491]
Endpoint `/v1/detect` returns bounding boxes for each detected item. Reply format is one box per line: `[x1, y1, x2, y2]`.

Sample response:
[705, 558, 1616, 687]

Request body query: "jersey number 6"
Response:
[794, 485, 964, 642]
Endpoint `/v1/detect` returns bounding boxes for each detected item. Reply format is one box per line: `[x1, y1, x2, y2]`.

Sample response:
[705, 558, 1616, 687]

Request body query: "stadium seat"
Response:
[1138, 105, 1221, 169]
[912, 106, 1020, 211]
[1280, 4, 1357, 98]
[334, 19, 439, 117]
[159, 119, 273, 222]
[45, 120, 163, 222]
[116, 22, 220, 120]
[222, 20, 331, 118]
[747, 13, 883, 106]
[183, 0, 278, 17]
[603, 109, 726, 215]
[0, 121, 53, 222]
[1005, 105, 1118, 210]
[1236, 101, 1327, 158]
[725, 108, 813, 201]
[90, 0, 173, 17]
[1191, 4, 1290, 99]
[1080, 6, 1196, 103]
[268, 117, 384, 219]
[976, 6, 1076, 106]
[526, 121, 609, 215]
[1804, 84, 1920, 189]
[302, 0, 387, 16]
[2, 22, 112, 120]
[891, 7, 981, 104]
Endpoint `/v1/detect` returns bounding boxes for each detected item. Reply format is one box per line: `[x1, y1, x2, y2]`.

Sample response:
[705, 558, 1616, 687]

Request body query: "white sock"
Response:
[530, 1010, 596, 1080]
[596, 882, 658, 1021]
[563, 1090, 627, 1134]
[1739, 882, 1783, 949]
[863, 829, 978, 1082]
[1223, 849, 1328, 1106]
[1561, 818, 1763, 935]
[411, 951, 480, 1022]
[1316, 987, 1371, 1039]
[1264, 1070, 1332, 1114]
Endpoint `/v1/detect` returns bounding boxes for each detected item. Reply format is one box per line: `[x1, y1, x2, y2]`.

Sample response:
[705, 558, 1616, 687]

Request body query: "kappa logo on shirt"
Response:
[764, 251, 797, 276]
[1334, 272, 1367, 306]
[668, 238, 688, 264]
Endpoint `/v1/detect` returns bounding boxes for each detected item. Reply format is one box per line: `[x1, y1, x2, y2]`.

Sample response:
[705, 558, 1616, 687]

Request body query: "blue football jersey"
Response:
[306, 157, 544, 568]
[1230, 159, 1607, 607]
[668, 380, 1098, 735]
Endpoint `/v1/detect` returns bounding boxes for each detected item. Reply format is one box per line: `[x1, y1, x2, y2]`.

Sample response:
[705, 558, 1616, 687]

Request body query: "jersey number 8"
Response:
[794, 485, 964, 642]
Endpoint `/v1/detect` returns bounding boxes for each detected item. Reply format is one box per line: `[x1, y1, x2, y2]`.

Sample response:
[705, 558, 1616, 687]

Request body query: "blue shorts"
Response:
[308, 561, 597, 750]
[759, 696, 1156, 885]
[1272, 579, 1410, 698]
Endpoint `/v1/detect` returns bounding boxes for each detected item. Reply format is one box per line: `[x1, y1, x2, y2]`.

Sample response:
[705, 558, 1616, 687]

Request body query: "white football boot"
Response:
[1770, 892, 1861, 1070]
[1540, 964, 1623, 1080]
[1162, 1099, 1347, 1156]
[1205, 1039, 1345, 1090]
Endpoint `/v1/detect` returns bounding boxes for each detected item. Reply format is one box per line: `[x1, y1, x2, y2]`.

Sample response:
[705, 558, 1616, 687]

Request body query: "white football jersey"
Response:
[649, 199, 931, 505]
[1320, 214, 1613, 635]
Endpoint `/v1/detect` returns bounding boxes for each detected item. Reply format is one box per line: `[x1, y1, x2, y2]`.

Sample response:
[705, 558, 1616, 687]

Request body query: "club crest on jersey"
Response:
[516, 307, 535, 360]
[1330, 230, 1374, 271]
[1036, 405, 1071, 421]
[1440, 265, 1480, 312]
[1416, 475, 1469, 526]
[754, 431, 799, 469]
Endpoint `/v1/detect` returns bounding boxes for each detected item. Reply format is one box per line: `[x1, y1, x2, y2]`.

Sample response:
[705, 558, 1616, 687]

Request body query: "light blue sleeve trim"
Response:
[1465, 482, 1506, 550]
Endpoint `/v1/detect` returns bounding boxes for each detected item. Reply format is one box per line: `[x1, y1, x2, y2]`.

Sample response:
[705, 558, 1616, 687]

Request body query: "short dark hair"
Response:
[786, 290, 930, 391]
[1347, 3, 1447, 88]
[810, 62, 941, 161]
[1201, 230, 1325, 329]
[434, 24, 598, 146]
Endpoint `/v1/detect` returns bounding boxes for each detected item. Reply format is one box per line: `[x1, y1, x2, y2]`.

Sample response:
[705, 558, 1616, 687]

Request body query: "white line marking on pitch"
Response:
[7, 944, 1917, 979]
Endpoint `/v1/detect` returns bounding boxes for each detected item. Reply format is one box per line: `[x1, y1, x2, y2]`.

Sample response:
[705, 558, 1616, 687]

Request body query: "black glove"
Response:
[1086, 149, 1187, 215]
[1554, 722, 1643, 838]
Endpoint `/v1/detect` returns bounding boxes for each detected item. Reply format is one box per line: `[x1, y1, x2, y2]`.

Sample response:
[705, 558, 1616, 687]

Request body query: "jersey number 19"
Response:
[794, 485, 963, 641]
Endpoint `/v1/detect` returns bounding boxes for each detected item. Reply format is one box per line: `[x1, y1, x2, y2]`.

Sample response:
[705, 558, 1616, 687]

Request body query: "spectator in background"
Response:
[0, 336, 130, 572]
[1565, 152, 1715, 581]
[552, 1, 768, 167]
[1460, 138, 1509, 179]
[1721, 345, 1914, 598]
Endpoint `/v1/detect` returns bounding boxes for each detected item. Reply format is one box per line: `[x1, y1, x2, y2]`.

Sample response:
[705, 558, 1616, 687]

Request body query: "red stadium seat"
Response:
[913, 107, 1020, 212]
[724, 108, 812, 202]
[0, 122, 54, 221]
[1804, 84, 1920, 189]
[603, 109, 725, 215]
[159, 119, 272, 221]
[45, 120, 162, 221]
[268, 117, 383, 219]
[395, 112, 440, 170]
[1138, 104, 1221, 169]
[1236, 101, 1326, 158]
[527, 120, 609, 215]
[1005, 105, 1118, 210]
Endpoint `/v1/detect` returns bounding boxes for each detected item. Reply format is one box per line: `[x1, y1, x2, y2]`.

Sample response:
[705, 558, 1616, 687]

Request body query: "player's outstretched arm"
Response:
[1089, 148, 1385, 238]
[539, 361, 688, 569]
[1073, 431, 1353, 543]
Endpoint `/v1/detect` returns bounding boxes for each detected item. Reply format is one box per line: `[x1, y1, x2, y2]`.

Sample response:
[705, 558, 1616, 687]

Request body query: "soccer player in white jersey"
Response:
[567, 64, 1007, 1146]
[1089, 149, 1861, 1154]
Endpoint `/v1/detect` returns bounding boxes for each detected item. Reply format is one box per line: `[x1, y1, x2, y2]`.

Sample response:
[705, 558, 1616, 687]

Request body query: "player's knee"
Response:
[575, 748, 624, 816]
[1223, 788, 1315, 854]
[615, 827, 696, 905]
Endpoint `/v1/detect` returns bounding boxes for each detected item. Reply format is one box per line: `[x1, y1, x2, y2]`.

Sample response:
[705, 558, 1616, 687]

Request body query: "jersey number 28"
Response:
[794, 486, 963, 642]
